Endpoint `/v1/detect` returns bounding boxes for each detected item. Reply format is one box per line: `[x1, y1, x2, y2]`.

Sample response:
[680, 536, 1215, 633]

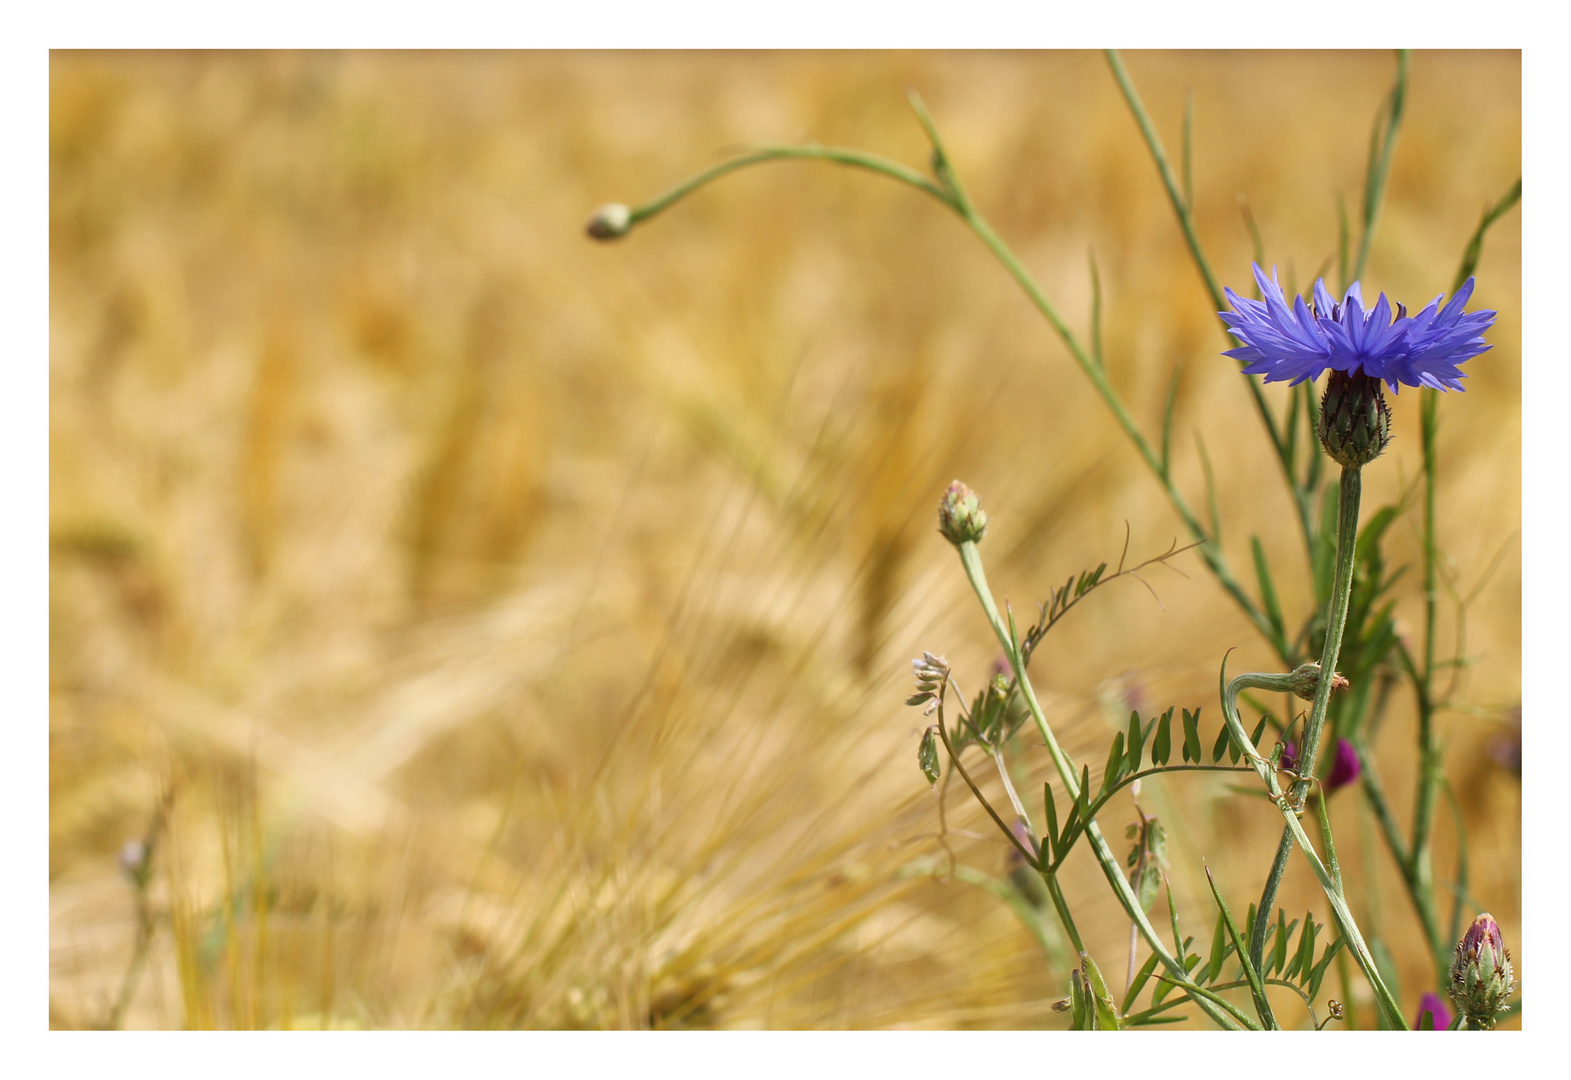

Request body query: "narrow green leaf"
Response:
[1205, 866, 1275, 1029]
[1126, 1013, 1188, 1027]
[1161, 363, 1182, 478]
[1307, 937, 1346, 1001]
[1352, 50, 1408, 284]
[1336, 191, 1350, 291]
[1137, 863, 1160, 912]
[1452, 177, 1521, 294]
[1146, 818, 1167, 867]
[1251, 536, 1288, 647]
[1081, 952, 1122, 1031]
[1272, 911, 1294, 976]
[1285, 912, 1314, 980]
[1313, 480, 1340, 603]
[1103, 732, 1126, 795]
[1155, 884, 1184, 1006]
[1152, 975, 1172, 1006]
[1355, 504, 1400, 565]
[1122, 952, 1161, 1015]
[1154, 707, 1173, 766]
[1283, 372, 1300, 477]
[1069, 967, 1089, 1030]
[1182, 708, 1202, 764]
[918, 728, 941, 786]
[1042, 783, 1060, 863]
[1181, 89, 1194, 209]
[1297, 917, 1319, 986]
[1078, 766, 1092, 822]
[1211, 720, 1231, 764]
[1370, 937, 1402, 1030]
[1304, 381, 1324, 491]
[1125, 711, 1145, 773]
[1250, 716, 1269, 751]
[1196, 433, 1221, 542]
[1443, 779, 1471, 948]
[1167, 882, 1185, 959]
[1204, 908, 1228, 985]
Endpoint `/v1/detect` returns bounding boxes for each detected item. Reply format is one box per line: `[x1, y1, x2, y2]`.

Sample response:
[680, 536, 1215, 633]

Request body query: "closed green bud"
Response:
[586, 203, 633, 240]
[1317, 370, 1391, 468]
[1448, 913, 1514, 1029]
[1287, 661, 1349, 702]
[938, 480, 988, 547]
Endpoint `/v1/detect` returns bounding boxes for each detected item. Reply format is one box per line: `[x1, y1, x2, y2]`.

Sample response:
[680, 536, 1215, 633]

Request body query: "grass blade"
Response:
[1205, 866, 1277, 1029]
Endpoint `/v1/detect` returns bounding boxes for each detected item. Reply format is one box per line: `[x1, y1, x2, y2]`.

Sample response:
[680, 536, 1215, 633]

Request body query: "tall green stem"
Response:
[1249, 466, 1362, 970]
[955, 541, 1251, 1031]
[1219, 669, 1407, 1029]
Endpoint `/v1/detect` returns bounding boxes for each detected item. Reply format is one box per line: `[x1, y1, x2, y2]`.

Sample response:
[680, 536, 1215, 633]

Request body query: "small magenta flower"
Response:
[1220, 263, 1495, 393]
[1325, 737, 1361, 792]
[1279, 736, 1359, 793]
[1415, 991, 1453, 1030]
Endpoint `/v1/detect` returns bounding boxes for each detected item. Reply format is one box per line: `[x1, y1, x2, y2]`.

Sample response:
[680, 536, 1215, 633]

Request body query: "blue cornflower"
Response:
[1220, 263, 1495, 393]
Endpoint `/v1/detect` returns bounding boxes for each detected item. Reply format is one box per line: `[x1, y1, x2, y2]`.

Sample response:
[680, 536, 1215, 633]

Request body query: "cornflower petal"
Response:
[1312, 278, 1337, 318]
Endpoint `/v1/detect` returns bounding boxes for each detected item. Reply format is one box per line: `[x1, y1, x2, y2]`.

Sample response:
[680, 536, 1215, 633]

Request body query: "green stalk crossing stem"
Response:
[607, 133, 1289, 663]
[956, 541, 1253, 1031]
[1219, 669, 1407, 1029]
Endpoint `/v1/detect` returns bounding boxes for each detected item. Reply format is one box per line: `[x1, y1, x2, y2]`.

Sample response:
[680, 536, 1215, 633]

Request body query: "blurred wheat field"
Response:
[49, 50, 1520, 1030]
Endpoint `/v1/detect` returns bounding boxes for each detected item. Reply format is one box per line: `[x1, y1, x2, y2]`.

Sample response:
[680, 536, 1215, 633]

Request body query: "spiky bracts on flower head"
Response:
[1448, 913, 1514, 1029]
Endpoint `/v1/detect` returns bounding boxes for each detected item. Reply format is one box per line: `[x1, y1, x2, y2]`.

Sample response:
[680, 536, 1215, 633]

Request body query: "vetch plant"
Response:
[588, 51, 1519, 1030]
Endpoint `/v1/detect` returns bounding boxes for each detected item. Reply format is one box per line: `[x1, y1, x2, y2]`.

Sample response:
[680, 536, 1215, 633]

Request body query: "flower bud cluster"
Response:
[937, 481, 987, 546]
[907, 651, 949, 715]
[1448, 913, 1514, 1029]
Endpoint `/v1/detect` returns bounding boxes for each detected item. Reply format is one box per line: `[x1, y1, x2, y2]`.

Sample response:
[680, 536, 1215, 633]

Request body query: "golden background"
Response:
[50, 50, 1520, 1029]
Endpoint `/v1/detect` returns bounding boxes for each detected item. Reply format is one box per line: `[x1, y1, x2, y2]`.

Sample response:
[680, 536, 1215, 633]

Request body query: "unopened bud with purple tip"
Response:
[1448, 913, 1514, 1029]
[938, 481, 988, 547]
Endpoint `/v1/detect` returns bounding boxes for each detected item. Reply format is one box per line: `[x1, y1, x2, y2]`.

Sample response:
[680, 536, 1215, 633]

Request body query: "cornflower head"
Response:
[1222, 264, 1496, 467]
[1220, 263, 1495, 394]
